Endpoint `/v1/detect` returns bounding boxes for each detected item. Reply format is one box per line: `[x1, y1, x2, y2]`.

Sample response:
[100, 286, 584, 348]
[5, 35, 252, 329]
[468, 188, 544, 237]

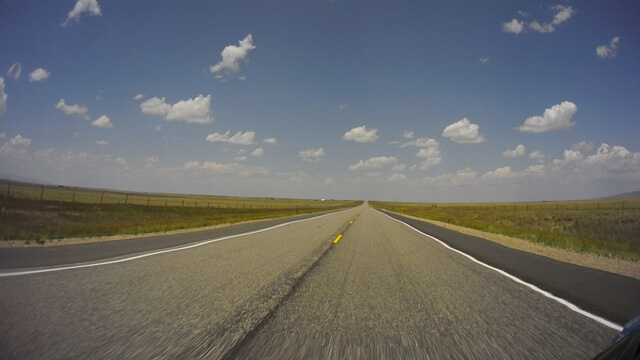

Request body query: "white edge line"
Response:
[375, 209, 624, 332]
[0, 209, 352, 278]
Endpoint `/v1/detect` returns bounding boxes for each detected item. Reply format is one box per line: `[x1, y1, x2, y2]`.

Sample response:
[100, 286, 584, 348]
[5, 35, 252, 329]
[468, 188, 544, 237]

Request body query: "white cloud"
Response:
[92, 115, 112, 129]
[571, 141, 595, 152]
[28, 68, 50, 82]
[0, 77, 6, 117]
[298, 148, 325, 162]
[529, 150, 547, 162]
[399, 136, 438, 148]
[209, 34, 256, 79]
[442, 118, 486, 144]
[183, 160, 268, 177]
[596, 37, 620, 59]
[0, 134, 31, 156]
[140, 94, 213, 124]
[530, 5, 575, 34]
[55, 99, 89, 120]
[402, 130, 415, 139]
[482, 166, 516, 180]
[206, 130, 255, 145]
[154, 124, 163, 132]
[234, 156, 247, 161]
[251, 147, 264, 157]
[115, 157, 127, 167]
[582, 144, 640, 173]
[518, 101, 577, 133]
[95, 140, 108, 145]
[0, 132, 4, 139]
[263, 137, 278, 144]
[237, 149, 247, 155]
[7, 63, 21, 80]
[338, 104, 349, 111]
[348, 156, 398, 171]
[134, 93, 145, 101]
[143, 155, 159, 168]
[343, 125, 379, 143]
[423, 167, 478, 186]
[479, 58, 490, 64]
[503, 144, 526, 158]
[503, 19, 524, 34]
[392, 164, 407, 171]
[323, 177, 336, 185]
[387, 173, 407, 184]
[63, 0, 102, 27]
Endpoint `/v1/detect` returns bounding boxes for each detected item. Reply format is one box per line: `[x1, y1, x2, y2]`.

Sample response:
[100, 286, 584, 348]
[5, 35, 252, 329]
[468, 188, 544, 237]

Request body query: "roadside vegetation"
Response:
[371, 199, 640, 261]
[0, 181, 360, 243]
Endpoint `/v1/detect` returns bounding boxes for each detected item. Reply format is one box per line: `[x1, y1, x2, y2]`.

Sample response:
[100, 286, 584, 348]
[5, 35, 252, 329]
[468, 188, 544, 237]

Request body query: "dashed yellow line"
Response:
[333, 234, 343, 244]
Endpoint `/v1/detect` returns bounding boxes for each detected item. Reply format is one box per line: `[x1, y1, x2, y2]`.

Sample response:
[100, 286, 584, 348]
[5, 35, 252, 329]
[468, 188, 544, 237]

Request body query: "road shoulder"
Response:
[381, 210, 640, 280]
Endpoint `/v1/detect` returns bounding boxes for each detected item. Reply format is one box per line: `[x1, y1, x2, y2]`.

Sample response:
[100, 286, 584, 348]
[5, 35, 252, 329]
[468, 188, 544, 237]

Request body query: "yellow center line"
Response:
[333, 234, 343, 244]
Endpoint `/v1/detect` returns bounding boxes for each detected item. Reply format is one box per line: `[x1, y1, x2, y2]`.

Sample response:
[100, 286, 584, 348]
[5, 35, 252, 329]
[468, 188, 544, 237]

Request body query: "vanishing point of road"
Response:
[1, 203, 638, 359]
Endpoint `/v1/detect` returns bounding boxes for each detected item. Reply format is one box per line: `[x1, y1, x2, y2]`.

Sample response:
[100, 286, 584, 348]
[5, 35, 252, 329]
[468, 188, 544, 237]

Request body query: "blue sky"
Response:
[1, 0, 639, 202]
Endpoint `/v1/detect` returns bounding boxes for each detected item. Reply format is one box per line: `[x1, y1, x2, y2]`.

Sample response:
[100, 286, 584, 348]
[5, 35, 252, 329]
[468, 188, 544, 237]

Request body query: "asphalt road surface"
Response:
[1, 204, 633, 359]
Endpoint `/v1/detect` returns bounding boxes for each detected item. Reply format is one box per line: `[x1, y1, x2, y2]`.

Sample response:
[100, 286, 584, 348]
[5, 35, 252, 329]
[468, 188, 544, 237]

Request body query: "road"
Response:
[0, 204, 635, 359]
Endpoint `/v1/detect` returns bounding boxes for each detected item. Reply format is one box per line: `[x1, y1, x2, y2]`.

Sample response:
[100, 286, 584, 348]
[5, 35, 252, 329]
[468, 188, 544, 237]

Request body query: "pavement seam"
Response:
[221, 212, 362, 359]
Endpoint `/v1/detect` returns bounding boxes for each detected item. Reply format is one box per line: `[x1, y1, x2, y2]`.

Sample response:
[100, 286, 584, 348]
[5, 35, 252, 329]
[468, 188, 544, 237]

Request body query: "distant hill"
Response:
[600, 191, 640, 199]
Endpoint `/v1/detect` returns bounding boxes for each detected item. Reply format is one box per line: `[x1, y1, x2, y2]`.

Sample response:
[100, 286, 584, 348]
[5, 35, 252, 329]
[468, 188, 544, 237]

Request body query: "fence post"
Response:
[125, 194, 128, 204]
[7, 182, 10, 197]
[182, 200, 184, 207]
[165, 198, 168, 207]
[72, 189, 76, 203]
[195, 201, 198, 207]
[147, 197, 150, 206]
[296, 205, 299, 214]
[40, 186, 45, 200]
[101, 192, 104, 204]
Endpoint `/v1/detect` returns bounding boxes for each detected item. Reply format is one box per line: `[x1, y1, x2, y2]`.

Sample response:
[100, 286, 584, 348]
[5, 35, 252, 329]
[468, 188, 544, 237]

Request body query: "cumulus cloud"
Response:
[234, 155, 247, 161]
[323, 177, 336, 185]
[95, 140, 108, 145]
[502, 19, 524, 34]
[402, 130, 415, 139]
[482, 166, 516, 180]
[154, 124, 163, 132]
[91, 115, 112, 129]
[518, 101, 577, 133]
[298, 148, 325, 162]
[55, 99, 89, 119]
[209, 34, 256, 79]
[28, 68, 50, 82]
[0, 132, 4, 139]
[530, 5, 575, 33]
[392, 164, 407, 171]
[7, 63, 21, 80]
[348, 156, 398, 171]
[387, 173, 407, 184]
[479, 58, 490, 64]
[263, 137, 278, 144]
[343, 125, 379, 143]
[0, 77, 6, 117]
[0, 134, 31, 156]
[206, 130, 255, 145]
[140, 94, 213, 124]
[571, 141, 595, 152]
[63, 0, 102, 27]
[529, 150, 547, 162]
[423, 167, 478, 186]
[442, 118, 485, 144]
[183, 160, 268, 177]
[338, 104, 349, 111]
[596, 37, 620, 59]
[134, 93, 145, 101]
[251, 147, 264, 157]
[503, 144, 526, 158]
[399, 136, 438, 148]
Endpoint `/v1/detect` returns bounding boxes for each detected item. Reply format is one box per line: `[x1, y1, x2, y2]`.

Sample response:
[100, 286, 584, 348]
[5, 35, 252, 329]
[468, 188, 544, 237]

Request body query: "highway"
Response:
[1, 203, 637, 359]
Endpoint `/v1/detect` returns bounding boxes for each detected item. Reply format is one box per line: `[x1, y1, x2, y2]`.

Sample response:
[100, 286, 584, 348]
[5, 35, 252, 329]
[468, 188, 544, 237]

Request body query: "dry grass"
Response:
[371, 199, 640, 261]
[0, 181, 359, 242]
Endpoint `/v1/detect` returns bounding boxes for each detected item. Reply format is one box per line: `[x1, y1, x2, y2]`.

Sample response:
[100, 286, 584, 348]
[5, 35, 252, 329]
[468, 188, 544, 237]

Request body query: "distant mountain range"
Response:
[599, 191, 640, 199]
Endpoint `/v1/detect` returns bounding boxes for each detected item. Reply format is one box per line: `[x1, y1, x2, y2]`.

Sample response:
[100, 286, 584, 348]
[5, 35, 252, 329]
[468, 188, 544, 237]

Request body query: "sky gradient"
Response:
[1, 0, 639, 202]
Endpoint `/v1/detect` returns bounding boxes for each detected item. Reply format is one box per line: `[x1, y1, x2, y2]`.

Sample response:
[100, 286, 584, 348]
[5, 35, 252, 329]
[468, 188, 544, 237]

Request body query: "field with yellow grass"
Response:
[0, 180, 360, 243]
[371, 199, 640, 261]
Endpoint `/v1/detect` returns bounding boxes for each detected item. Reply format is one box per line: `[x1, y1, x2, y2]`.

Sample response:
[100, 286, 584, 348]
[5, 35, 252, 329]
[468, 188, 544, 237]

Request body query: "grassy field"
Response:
[371, 199, 640, 261]
[0, 180, 360, 243]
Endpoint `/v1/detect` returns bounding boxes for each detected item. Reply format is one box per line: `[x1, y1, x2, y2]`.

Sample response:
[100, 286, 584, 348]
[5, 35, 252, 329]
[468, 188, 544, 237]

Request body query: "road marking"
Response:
[333, 234, 343, 244]
[376, 210, 624, 332]
[0, 209, 353, 278]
